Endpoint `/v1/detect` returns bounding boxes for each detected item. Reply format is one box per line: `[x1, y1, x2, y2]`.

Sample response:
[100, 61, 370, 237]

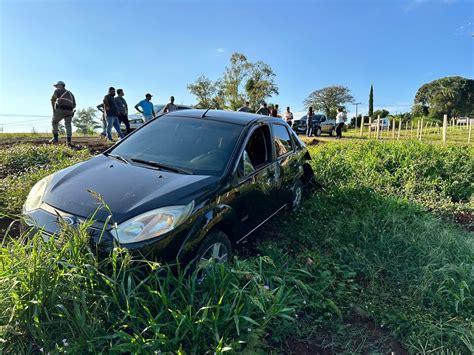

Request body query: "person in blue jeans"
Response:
[135, 93, 155, 122]
[102, 87, 124, 141]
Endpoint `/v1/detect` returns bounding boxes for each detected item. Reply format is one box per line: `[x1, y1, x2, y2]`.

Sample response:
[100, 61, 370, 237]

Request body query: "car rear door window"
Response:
[273, 124, 293, 157]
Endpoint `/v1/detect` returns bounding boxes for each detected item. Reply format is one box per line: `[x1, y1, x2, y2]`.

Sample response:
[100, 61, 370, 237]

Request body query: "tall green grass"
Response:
[0, 144, 90, 216]
[309, 140, 473, 218]
[0, 223, 300, 353]
[0, 141, 472, 353]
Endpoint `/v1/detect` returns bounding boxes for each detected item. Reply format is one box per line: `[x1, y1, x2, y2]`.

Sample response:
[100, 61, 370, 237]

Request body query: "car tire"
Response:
[195, 230, 232, 274]
[290, 180, 304, 211]
[315, 128, 322, 137]
[329, 128, 335, 136]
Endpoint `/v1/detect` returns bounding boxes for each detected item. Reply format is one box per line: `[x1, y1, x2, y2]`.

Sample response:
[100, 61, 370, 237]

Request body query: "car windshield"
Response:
[110, 116, 244, 176]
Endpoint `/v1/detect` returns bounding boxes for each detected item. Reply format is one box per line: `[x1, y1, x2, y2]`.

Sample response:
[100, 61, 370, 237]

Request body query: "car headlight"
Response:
[23, 174, 54, 212]
[112, 201, 194, 244]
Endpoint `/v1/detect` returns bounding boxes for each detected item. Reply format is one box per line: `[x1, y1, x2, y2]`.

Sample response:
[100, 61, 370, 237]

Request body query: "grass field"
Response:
[0, 141, 472, 353]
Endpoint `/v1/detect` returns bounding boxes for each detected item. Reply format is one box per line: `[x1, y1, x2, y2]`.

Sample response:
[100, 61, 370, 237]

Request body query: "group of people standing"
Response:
[238, 101, 294, 125]
[49, 80, 180, 144]
[49, 81, 346, 144]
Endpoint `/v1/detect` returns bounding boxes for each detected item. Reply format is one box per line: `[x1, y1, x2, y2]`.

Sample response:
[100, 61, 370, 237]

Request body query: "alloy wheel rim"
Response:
[293, 185, 302, 209]
[200, 242, 228, 265]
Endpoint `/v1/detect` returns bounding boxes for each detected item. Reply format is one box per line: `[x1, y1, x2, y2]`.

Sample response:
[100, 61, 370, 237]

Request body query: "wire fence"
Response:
[356, 114, 473, 145]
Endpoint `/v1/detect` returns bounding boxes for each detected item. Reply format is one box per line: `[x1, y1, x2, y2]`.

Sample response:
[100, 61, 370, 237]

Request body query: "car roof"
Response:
[167, 109, 286, 126]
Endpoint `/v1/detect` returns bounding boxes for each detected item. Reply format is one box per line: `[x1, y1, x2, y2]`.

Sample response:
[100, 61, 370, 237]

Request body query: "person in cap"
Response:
[115, 89, 131, 134]
[103, 87, 124, 141]
[238, 101, 252, 113]
[50, 80, 76, 145]
[135, 93, 155, 122]
[164, 96, 177, 113]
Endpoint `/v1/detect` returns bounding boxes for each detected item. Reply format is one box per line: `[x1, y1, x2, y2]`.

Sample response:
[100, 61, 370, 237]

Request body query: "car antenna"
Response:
[201, 108, 211, 118]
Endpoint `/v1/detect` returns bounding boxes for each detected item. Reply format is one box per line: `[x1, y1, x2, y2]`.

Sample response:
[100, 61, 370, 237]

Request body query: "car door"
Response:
[272, 123, 300, 207]
[229, 124, 280, 239]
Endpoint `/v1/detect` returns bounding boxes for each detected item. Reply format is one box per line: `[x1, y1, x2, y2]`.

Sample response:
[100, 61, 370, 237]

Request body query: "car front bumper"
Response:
[22, 204, 190, 262]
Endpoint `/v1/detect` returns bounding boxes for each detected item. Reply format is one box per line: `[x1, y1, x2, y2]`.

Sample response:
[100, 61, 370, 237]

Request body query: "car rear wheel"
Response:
[291, 180, 304, 211]
[329, 128, 335, 136]
[315, 127, 322, 136]
[195, 231, 232, 277]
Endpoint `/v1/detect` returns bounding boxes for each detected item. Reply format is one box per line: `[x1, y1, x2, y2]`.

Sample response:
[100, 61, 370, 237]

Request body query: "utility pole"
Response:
[353, 102, 361, 128]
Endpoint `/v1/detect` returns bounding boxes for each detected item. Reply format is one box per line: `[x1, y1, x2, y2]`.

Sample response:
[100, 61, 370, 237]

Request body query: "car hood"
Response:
[43, 155, 219, 223]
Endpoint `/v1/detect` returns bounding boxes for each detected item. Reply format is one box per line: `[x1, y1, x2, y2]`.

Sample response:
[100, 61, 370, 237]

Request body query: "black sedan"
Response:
[23, 110, 315, 265]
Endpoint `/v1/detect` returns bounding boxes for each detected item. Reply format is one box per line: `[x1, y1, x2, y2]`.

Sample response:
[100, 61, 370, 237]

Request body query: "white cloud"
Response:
[216, 48, 225, 53]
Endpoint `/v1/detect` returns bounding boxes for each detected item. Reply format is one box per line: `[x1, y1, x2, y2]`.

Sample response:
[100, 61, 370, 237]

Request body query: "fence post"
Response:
[416, 120, 420, 139]
[368, 116, 372, 139]
[392, 118, 396, 139]
[359, 116, 364, 138]
[397, 119, 402, 140]
[419, 117, 424, 141]
[442, 114, 447, 143]
[376, 115, 380, 139]
[468, 119, 472, 145]
[410, 121, 414, 139]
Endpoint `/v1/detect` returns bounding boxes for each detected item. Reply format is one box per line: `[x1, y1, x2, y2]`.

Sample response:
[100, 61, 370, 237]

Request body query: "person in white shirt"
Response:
[283, 106, 293, 125]
[164, 96, 178, 113]
[335, 107, 347, 139]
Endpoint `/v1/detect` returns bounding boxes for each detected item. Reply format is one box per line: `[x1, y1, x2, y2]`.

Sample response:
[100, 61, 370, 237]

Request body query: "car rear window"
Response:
[111, 116, 244, 176]
[273, 124, 293, 157]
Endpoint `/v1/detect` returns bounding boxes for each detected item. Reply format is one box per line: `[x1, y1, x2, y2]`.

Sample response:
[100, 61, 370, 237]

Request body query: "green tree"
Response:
[368, 84, 374, 117]
[373, 109, 389, 118]
[412, 76, 474, 119]
[72, 107, 101, 135]
[188, 52, 278, 111]
[222, 53, 252, 110]
[187, 75, 217, 109]
[304, 86, 354, 118]
[245, 61, 279, 111]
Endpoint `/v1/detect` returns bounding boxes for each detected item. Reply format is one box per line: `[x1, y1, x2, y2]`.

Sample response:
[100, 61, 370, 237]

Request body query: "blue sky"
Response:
[0, 0, 473, 132]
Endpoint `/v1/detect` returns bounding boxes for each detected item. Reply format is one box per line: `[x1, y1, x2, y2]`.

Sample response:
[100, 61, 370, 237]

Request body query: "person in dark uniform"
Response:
[306, 107, 314, 137]
[50, 80, 76, 145]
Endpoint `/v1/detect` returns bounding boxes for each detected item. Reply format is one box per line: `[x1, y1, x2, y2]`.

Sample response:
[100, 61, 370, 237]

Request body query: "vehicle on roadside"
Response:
[121, 117, 145, 134]
[124, 104, 192, 133]
[370, 118, 390, 131]
[23, 110, 315, 268]
[292, 114, 336, 136]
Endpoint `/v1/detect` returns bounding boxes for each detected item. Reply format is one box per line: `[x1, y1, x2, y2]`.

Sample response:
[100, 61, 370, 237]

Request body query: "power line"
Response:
[1, 118, 51, 126]
[0, 113, 50, 118]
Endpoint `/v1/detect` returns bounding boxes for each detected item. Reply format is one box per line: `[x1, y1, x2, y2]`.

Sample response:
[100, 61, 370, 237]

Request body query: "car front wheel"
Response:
[195, 231, 232, 274]
[315, 127, 322, 136]
[329, 128, 335, 136]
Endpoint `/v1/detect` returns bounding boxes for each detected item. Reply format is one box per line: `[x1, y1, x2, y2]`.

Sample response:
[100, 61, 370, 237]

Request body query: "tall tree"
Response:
[187, 75, 217, 109]
[373, 109, 389, 118]
[222, 53, 252, 110]
[72, 108, 101, 135]
[304, 86, 354, 118]
[245, 61, 279, 111]
[412, 76, 474, 119]
[368, 84, 374, 117]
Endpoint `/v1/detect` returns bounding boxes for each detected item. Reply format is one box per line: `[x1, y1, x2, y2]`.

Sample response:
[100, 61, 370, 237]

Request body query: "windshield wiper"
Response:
[130, 158, 192, 175]
[106, 153, 130, 164]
